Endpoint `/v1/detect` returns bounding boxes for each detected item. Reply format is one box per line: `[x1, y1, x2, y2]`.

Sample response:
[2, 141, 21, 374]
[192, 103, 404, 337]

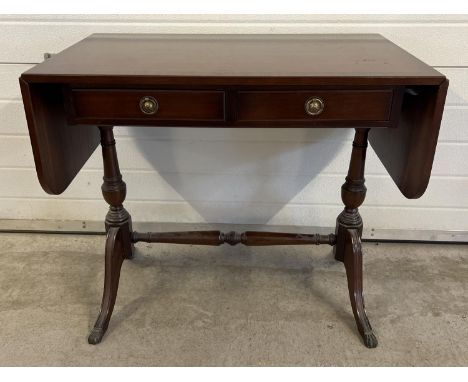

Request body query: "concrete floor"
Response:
[0, 231, 467, 366]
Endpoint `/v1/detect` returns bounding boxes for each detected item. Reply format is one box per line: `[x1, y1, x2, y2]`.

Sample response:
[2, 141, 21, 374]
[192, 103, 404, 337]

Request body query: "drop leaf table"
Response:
[20, 34, 448, 347]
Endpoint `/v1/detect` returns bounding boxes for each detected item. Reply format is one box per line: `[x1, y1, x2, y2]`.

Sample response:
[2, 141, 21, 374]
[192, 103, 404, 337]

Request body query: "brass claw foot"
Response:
[88, 327, 106, 345]
[363, 331, 378, 348]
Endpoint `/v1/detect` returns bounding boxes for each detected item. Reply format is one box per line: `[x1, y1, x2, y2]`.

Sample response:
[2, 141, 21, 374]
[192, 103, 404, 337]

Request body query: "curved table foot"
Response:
[343, 228, 378, 348]
[363, 331, 378, 349]
[88, 226, 125, 345]
[88, 327, 106, 345]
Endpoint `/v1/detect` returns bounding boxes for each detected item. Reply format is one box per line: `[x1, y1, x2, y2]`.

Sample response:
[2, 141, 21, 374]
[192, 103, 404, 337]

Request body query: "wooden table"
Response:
[20, 34, 448, 348]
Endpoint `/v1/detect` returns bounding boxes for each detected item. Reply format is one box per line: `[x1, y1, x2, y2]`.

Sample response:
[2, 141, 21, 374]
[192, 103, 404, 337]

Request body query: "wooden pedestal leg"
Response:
[88, 126, 134, 345]
[343, 228, 377, 348]
[334, 128, 377, 348]
[88, 227, 124, 344]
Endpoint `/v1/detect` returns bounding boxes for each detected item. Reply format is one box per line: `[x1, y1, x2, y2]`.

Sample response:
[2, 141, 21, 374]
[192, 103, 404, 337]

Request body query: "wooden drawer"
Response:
[235, 90, 394, 124]
[68, 89, 225, 125]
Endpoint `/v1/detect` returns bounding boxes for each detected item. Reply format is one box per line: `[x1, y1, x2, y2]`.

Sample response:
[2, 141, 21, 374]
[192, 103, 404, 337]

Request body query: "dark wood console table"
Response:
[20, 34, 448, 348]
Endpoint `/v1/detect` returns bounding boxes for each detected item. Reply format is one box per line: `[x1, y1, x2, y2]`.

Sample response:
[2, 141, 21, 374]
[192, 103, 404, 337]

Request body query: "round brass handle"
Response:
[305, 97, 325, 116]
[139, 96, 159, 115]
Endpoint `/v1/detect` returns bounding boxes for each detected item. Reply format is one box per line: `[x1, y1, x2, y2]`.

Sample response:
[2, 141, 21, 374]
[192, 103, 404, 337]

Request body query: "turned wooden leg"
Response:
[88, 126, 133, 344]
[334, 128, 377, 348]
[99, 126, 134, 260]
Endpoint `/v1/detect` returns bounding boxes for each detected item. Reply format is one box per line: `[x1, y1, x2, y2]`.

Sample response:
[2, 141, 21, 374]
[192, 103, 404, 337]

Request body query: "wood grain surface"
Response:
[22, 34, 445, 86]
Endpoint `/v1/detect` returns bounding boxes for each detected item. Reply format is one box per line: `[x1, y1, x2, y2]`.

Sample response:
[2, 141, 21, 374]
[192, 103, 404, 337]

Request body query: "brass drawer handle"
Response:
[305, 97, 325, 116]
[139, 96, 159, 115]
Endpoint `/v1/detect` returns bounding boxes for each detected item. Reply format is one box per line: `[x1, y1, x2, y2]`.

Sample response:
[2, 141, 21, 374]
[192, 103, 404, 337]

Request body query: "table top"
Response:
[20, 33, 449, 199]
[22, 33, 445, 86]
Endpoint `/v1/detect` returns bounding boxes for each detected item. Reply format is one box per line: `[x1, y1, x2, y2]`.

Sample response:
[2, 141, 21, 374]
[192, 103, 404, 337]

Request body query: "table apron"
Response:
[64, 86, 404, 128]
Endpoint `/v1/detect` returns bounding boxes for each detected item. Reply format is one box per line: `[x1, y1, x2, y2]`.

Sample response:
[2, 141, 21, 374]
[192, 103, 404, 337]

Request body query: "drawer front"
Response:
[69, 89, 225, 124]
[236, 90, 393, 123]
